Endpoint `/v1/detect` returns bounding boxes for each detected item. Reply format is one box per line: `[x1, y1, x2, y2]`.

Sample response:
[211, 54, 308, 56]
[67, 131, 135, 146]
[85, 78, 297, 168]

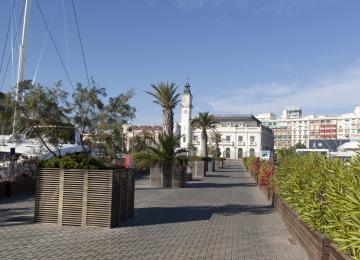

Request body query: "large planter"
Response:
[150, 166, 186, 188]
[275, 197, 352, 260]
[150, 165, 172, 188]
[0, 177, 35, 199]
[35, 168, 134, 228]
[172, 167, 186, 188]
[259, 185, 274, 202]
[207, 161, 213, 173]
[214, 160, 220, 171]
[193, 161, 205, 179]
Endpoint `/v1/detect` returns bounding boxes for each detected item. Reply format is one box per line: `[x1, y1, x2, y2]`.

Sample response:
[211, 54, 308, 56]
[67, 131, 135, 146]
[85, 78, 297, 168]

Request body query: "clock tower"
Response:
[180, 81, 193, 149]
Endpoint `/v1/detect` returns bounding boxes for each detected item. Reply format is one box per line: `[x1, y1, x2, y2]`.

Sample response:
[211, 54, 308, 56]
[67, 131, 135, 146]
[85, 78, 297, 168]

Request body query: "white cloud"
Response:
[205, 64, 360, 116]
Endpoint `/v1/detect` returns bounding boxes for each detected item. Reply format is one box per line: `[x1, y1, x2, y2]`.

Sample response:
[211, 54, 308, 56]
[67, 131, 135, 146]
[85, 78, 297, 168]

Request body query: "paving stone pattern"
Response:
[0, 160, 307, 260]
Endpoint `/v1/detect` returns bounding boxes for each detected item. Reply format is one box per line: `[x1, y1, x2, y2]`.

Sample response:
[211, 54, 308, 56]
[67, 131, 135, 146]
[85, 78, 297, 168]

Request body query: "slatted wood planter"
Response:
[214, 160, 219, 171]
[275, 197, 352, 260]
[207, 161, 213, 173]
[193, 161, 205, 179]
[173, 167, 186, 188]
[150, 166, 186, 188]
[0, 181, 8, 198]
[35, 168, 134, 228]
[0, 177, 35, 199]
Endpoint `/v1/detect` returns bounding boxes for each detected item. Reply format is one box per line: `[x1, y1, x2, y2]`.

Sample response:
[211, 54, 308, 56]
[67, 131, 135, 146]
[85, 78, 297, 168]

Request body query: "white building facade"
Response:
[192, 115, 274, 158]
[179, 83, 274, 158]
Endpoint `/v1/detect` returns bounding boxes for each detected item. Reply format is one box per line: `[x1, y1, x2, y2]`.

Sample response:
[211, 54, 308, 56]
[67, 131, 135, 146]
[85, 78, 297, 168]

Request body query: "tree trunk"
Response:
[201, 129, 207, 157]
[163, 109, 173, 136]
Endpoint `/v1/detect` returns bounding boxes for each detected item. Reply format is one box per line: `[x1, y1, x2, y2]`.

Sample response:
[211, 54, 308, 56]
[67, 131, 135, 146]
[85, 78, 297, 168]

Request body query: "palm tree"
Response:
[133, 133, 182, 169]
[210, 131, 222, 158]
[146, 82, 180, 136]
[191, 112, 217, 157]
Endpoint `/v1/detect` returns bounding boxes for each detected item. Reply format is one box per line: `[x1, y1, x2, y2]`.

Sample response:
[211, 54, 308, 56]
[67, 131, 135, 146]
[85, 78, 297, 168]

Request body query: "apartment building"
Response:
[257, 106, 360, 149]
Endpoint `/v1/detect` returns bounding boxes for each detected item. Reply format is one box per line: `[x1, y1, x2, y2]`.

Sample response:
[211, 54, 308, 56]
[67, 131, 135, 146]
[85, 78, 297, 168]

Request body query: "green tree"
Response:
[0, 92, 15, 135]
[72, 81, 106, 151]
[191, 112, 217, 157]
[146, 82, 180, 135]
[129, 131, 152, 153]
[72, 81, 136, 157]
[20, 81, 73, 157]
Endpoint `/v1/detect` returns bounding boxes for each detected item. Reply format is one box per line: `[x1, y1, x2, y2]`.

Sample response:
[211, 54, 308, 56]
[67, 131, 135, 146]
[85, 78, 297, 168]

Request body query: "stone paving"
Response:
[0, 160, 307, 260]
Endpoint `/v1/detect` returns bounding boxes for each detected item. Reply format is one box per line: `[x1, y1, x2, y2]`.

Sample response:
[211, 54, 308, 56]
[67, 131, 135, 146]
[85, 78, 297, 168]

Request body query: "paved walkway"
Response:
[0, 160, 307, 260]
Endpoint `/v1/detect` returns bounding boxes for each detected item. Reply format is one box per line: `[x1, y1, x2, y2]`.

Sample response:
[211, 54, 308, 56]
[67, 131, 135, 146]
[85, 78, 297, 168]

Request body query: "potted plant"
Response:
[134, 133, 186, 188]
[35, 153, 135, 228]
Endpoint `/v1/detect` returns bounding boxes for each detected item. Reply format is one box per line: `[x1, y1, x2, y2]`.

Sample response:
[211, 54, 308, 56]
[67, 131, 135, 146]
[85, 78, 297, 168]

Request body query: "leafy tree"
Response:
[72, 81, 106, 151]
[72, 80, 136, 158]
[129, 131, 152, 153]
[19, 81, 73, 157]
[95, 90, 136, 157]
[146, 82, 180, 135]
[0, 92, 15, 135]
[191, 112, 217, 157]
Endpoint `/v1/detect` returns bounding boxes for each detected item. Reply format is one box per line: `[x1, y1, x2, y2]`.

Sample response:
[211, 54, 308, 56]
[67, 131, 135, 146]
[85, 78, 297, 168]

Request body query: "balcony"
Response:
[237, 141, 245, 146]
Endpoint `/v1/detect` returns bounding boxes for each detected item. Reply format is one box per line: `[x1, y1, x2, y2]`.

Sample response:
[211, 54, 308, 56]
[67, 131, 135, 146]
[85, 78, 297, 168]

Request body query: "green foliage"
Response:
[133, 133, 182, 169]
[38, 154, 106, 169]
[0, 92, 15, 135]
[146, 82, 180, 135]
[209, 131, 221, 158]
[191, 112, 217, 158]
[275, 153, 360, 258]
[72, 80, 136, 157]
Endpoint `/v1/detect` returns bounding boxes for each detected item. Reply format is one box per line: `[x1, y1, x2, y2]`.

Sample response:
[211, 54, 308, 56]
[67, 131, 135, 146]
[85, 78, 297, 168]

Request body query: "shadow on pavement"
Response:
[187, 182, 256, 188]
[205, 174, 230, 178]
[121, 204, 274, 227]
[0, 207, 34, 227]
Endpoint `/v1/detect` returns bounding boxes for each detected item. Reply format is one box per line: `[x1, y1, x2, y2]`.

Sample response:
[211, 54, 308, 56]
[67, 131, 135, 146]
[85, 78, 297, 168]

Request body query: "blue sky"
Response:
[0, 0, 360, 124]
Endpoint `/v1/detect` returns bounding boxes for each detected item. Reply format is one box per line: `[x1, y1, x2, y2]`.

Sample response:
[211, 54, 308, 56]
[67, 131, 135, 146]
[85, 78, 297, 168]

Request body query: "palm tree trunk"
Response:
[201, 129, 207, 157]
[163, 109, 173, 136]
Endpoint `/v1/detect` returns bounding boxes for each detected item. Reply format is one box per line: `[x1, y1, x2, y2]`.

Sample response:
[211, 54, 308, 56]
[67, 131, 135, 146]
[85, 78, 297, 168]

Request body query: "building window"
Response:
[250, 136, 255, 142]
[193, 135, 198, 141]
[226, 136, 231, 142]
[238, 148, 243, 158]
[238, 136, 243, 142]
[225, 148, 231, 158]
[249, 148, 255, 157]
[183, 136, 186, 142]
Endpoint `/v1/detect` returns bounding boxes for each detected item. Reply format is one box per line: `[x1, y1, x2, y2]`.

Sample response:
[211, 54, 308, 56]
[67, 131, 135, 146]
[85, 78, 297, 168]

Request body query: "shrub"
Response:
[38, 154, 106, 170]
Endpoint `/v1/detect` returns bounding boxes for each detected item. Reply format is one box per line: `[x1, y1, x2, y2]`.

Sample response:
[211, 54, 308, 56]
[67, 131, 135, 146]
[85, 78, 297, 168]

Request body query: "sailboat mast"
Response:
[12, 0, 32, 138]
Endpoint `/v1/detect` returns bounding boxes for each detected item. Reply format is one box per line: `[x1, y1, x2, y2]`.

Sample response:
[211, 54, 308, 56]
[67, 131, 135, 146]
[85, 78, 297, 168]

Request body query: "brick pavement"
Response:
[0, 160, 307, 260]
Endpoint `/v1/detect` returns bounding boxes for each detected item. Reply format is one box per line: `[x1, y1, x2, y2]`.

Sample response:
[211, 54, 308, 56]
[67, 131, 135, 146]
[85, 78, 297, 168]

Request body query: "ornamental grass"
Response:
[275, 153, 360, 259]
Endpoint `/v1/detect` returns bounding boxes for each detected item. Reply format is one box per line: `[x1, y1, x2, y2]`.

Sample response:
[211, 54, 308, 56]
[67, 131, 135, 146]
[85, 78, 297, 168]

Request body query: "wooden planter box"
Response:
[150, 166, 186, 188]
[150, 166, 172, 188]
[186, 172, 192, 181]
[275, 197, 352, 260]
[0, 176, 36, 199]
[35, 168, 134, 228]
[259, 185, 274, 202]
[207, 161, 213, 173]
[214, 160, 220, 171]
[193, 161, 205, 179]
[173, 167, 186, 188]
